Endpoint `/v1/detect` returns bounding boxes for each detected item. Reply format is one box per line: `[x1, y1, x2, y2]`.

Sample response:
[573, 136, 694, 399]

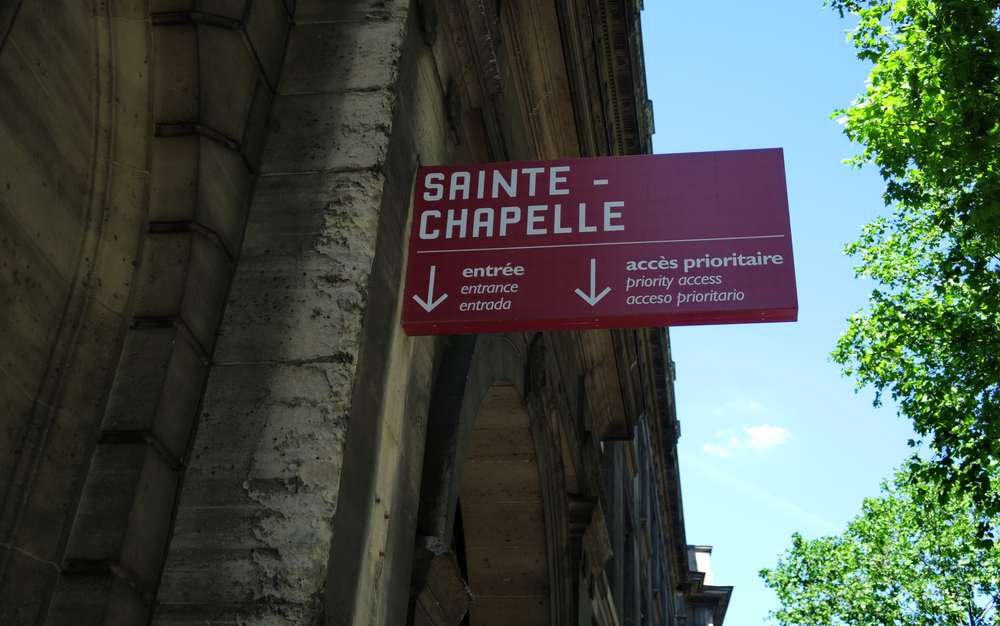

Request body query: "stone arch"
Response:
[1, 0, 291, 621]
[415, 334, 528, 546]
[413, 333, 577, 626]
[1, 2, 161, 619]
[457, 382, 548, 625]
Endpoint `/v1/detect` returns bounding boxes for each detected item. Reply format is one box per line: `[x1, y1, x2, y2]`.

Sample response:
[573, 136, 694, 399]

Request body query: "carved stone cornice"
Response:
[554, 0, 652, 157]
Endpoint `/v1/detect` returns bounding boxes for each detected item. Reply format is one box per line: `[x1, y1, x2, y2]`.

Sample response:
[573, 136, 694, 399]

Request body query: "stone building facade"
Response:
[0, 0, 731, 624]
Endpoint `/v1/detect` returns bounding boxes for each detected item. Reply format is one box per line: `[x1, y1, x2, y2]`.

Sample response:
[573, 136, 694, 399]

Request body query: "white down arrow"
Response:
[574, 258, 611, 306]
[412, 265, 448, 312]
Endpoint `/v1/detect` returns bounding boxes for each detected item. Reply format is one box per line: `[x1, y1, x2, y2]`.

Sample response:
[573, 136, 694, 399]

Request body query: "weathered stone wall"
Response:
[1, 2, 154, 621]
[150, 1, 431, 624]
[2, 0, 368, 622]
[0, 1, 719, 625]
[0, 0, 482, 622]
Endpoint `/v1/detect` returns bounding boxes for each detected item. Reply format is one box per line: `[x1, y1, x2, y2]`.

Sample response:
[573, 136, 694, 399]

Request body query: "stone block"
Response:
[119, 445, 182, 583]
[466, 547, 548, 596]
[0, 207, 72, 404]
[63, 442, 178, 586]
[240, 169, 380, 260]
[57, 302, 128, 421]
[198, 24, 257, 142]
[110, 15, 152, 170]
[260, 90, 394, 173]
[280, 20, 404, 95]
[462, 502, 545, 549]
[239, 75, 273, 169]
[459, 456, 543, 501]
[413, 551, 471, 626]
[197, 137, 252, 254]
[0, 371, 34, 507]
[62, 443, 144, 561]
[47, 573, 149, 625]
[0, 548, 58, 625]
[152, 328, 207, 457]
[295, 0, 408, 23]
[152, 602, 314, 625]
[132, 232, 191, 318]
[0, 1, 95, 187]
[245, 0, 290, 88]
[195, 0, 247, 19]
[103, 326, 176, 434]
[0, 45, 93, 280]
[7, 302, 126, 557]
[108, 0, 155, 18]
[152, 24, 198, 123]
[412, 48, 451, 165]
[65, 443, 147, 570]
[151, 0, 194, 11]
[192, 362, 349, 486]
[213, 170, 381, 363]
[156, 554, 266, 609]
[156, 362, 348, 608]
[150, 135, 198, 222]
[92, 162, 149, 315]
[465, 425, 534, 459]
[470, 597, 547, 626]
[102, 325, 205, 460]
[165, 493, 263, 552]
[179, 231, 232, 352]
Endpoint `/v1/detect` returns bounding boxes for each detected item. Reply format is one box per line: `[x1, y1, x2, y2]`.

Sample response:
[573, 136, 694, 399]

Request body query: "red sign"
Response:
[402, 148, 797, 335]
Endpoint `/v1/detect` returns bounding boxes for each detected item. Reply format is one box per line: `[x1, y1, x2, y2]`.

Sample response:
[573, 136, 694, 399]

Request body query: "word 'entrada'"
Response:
[418, 166, 626, 240]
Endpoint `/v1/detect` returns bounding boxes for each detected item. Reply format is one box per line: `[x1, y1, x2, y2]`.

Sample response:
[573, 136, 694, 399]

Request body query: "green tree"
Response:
[828, 0, 1000, 515]
[761, 466, 1000, 625]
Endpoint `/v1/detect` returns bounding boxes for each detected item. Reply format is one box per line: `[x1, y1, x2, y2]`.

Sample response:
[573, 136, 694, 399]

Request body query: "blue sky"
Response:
[641, 2, 919, 624]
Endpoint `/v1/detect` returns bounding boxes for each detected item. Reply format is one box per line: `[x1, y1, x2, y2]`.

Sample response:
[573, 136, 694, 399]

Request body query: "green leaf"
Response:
[762, 463, 1000, 626]
[828, 0, 1000, 521]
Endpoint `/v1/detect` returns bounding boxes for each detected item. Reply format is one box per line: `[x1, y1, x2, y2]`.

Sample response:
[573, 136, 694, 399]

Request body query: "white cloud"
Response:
[743, 424, 792, 450]
[701, 424, 792, 458]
